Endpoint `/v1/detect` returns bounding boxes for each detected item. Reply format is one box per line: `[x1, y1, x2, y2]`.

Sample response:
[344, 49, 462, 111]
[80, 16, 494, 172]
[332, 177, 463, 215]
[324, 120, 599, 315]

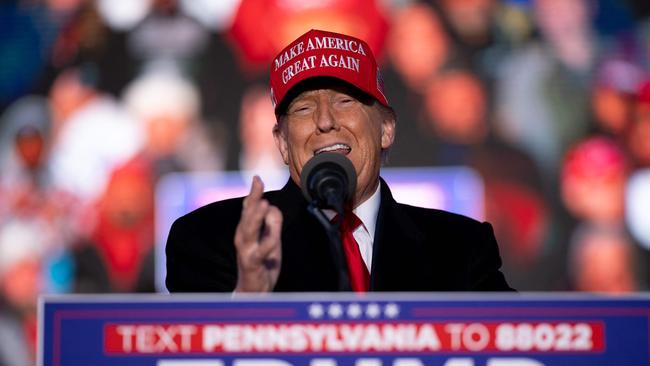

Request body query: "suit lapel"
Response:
[371, 178, 448, 291]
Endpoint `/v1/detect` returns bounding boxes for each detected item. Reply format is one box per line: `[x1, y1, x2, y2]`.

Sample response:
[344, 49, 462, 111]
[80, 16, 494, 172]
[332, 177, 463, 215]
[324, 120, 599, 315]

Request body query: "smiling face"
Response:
[273, 80, 396, 207]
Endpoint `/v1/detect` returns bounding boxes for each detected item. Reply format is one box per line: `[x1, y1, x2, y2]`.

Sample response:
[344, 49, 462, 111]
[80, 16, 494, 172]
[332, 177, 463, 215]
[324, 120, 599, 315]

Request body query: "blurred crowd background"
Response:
[2, 0, 650, 364]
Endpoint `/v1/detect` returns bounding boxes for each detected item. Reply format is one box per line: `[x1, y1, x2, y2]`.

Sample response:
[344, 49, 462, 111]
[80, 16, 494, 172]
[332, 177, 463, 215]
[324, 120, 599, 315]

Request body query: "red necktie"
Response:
[339, 212, 370, 292]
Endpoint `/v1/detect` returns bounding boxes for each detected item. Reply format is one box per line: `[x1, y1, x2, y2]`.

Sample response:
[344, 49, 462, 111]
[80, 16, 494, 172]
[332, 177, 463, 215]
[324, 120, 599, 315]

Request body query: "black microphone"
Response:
[300, 153, 357, 214]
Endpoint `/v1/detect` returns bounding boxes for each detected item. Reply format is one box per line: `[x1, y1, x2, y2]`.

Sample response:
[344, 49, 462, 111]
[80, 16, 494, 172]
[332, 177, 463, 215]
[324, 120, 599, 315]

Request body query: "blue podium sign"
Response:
[40, 294, 650, 366]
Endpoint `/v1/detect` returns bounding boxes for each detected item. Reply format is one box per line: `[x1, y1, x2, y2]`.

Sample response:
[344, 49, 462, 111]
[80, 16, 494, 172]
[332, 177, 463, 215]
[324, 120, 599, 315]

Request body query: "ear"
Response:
[273, 123, 290, 164]
[380, 111, 396, 149]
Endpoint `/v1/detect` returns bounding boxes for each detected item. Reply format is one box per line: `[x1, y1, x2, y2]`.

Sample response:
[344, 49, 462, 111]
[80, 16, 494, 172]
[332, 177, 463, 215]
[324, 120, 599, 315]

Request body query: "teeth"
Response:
[315, 143, 351, 155]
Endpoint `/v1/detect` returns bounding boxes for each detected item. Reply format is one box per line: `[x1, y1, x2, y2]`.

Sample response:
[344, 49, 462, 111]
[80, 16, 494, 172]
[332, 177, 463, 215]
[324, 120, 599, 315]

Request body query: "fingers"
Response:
[233, 177, 284, 292]
[242, 176, 264, 209]
[237, 176, 268, 246]
[259, 206, 283, 269]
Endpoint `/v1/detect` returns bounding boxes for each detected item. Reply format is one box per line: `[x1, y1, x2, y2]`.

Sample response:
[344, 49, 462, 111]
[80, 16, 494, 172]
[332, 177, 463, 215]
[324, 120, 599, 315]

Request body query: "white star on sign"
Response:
[366, 303, 381, 318]
[308, 303, 324, 318]
[384, 303, 400, 318]
[327, 304, 343, 318]
[328, 303, 344, 318]
[347, 303, 363, 318]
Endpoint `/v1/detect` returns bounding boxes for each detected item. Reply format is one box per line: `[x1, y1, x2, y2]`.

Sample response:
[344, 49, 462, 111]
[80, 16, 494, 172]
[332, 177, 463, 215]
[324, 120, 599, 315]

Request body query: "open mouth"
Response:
[314, 143, 352, 156]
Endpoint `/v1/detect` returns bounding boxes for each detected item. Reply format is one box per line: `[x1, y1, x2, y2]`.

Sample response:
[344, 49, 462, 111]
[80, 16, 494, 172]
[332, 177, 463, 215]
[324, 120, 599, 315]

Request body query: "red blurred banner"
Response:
[227, 0, 389, 72]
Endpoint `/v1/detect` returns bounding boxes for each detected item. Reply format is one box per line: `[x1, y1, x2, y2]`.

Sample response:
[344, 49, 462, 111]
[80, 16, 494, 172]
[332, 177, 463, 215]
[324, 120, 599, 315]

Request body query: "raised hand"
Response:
[233, 176, 283, 292]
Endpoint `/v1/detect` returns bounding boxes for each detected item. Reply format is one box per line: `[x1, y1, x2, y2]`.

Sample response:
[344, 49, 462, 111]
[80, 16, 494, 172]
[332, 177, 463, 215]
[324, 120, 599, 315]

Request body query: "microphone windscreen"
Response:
[300, 153, 357, 203]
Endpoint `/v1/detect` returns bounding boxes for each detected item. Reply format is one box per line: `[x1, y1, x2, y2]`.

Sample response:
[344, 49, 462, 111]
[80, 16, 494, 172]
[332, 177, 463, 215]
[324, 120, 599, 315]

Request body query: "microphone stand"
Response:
[307, 202, 352, 291]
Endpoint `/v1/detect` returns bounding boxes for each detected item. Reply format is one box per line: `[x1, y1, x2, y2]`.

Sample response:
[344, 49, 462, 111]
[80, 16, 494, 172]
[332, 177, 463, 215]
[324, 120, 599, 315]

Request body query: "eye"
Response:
[335, 96, 356, 107]
[288, 103, 313, 115]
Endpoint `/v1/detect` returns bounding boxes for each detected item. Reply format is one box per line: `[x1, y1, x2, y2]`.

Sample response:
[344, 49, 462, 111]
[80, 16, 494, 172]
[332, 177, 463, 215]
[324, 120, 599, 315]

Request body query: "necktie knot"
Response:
[337, 211, 363, 234]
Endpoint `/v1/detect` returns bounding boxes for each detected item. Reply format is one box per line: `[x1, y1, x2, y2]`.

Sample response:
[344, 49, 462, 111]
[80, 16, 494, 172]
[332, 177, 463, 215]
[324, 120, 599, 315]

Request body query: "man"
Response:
[165, 29, 513, 293]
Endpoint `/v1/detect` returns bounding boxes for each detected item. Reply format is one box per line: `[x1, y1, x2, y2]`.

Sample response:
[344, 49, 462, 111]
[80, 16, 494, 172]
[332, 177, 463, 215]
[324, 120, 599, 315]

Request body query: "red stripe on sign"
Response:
[104, 322, 604, 354]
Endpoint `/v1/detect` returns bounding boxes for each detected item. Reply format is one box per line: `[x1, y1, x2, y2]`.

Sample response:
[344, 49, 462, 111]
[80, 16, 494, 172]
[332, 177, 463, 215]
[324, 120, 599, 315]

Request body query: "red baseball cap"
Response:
[562, 136, 627, 181]
[269, 29, 389, 114]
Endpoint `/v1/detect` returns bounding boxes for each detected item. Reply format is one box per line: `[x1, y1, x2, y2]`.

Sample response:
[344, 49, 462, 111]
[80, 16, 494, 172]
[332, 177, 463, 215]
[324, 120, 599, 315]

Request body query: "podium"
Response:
[39, 293, 650, 365]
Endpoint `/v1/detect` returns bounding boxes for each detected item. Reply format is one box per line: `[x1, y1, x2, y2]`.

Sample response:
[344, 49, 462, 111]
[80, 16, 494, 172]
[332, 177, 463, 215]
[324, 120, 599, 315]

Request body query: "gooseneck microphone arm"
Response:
[306, 203, 351, 291]
[300, 153, 357, 292]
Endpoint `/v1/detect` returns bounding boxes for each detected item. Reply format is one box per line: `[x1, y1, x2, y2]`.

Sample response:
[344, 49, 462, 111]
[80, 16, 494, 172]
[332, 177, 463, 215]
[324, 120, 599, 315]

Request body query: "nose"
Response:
[314, 101, 338, 134]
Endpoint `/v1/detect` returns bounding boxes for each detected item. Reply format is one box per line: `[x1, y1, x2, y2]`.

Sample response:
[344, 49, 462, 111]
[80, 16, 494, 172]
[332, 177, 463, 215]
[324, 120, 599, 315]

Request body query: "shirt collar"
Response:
[353, 182, 381, 238]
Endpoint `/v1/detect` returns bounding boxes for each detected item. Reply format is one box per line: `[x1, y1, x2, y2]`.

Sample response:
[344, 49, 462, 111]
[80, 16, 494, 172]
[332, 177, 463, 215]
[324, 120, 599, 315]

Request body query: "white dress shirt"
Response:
[352, 184, 380, 272]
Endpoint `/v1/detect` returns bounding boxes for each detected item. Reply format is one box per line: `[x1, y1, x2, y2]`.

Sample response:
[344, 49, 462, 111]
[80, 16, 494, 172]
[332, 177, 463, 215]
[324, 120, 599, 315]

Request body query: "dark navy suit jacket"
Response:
[165, 178, 514, 292]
